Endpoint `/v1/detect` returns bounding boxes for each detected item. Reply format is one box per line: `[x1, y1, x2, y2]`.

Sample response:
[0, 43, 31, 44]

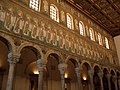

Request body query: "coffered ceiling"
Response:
[66, 0, 120, 37]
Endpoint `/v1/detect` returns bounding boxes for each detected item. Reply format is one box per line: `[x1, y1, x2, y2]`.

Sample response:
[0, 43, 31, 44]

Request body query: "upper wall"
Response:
[114, 35, 120, 65]
[0, 0, 119, 66]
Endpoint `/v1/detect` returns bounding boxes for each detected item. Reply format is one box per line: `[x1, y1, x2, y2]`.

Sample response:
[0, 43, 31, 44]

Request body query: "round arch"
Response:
[103, 68, 110, 74]
[17, 42, 43, 59]
[44, 49, 64, 64]
[65, 55, 80, 67]
[110, 69, 116, 75]
[0, 34, 15, 52]
[93, 64, 102, 72]
[81, 61, 92, 70]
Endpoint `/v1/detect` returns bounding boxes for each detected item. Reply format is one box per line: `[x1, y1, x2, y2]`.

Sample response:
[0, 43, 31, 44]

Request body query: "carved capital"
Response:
[113, 75, 117, 81]
[8, 52, 20, 64]
[98, 72, 103, 78]
[88, 70, 94, 79]
[88, 70, 94, 76]
[106, 74, 111, 80]
[75, 67, 82, 77]
[37, 59, 43, 72]
[58, 63, 67, 75]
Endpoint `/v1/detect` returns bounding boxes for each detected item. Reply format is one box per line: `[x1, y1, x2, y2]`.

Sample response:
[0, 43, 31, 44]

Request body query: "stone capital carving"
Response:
[98, 72, 103, 78]
[8, 52, 20, 64]
[113, 75, 117, 81]
[37, 59, 43, 72]
[75, 67, 82, 77]
[88, 70, 94, 76]
[106, 74, 111, 80]
[58, 63, 67, 75]
[118, 76, 120, 80]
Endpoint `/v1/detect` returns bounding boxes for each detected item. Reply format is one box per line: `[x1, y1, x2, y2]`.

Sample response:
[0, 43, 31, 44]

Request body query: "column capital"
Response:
[58, 63, 67, 75]
[118, 76, 120, 79]
[106, 74, 111, 80]
[37, 59, 43, 72]
[75, 67, 82, 78]
[88, 70, 94, 75]
[8, 52, 20, 64]
[98, 72, 103, 78]
[113, 75, 117, 81]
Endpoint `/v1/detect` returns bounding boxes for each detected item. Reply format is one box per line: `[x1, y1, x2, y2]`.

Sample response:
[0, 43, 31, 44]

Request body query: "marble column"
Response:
[98, 72, 104, 90]
[37, 59, 44, 90]
[0, 71, 4, 90]
[88, 70, 94, 90]
[58, 63, 67, 90]
[6, 53, 20, 90]
[118, 76, 120, 90]
[75, 67, 83, 90]
[113, 75, 118, 90]
[106, 74, 111, 90]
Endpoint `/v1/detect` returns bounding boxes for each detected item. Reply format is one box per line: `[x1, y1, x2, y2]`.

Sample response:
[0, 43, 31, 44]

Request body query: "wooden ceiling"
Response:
[66, 0, 120, 37]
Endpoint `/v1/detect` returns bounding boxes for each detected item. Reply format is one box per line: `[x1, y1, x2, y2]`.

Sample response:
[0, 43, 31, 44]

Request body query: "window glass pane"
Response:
[79, 22, 84, 36]
[98, 34, 102, 45]
[105, 37, 109, 49]
[89, 29, 94, 41]
[50, 6, 57, 21]
[67, 14, 72, 29]
[29, 0, 39, 11]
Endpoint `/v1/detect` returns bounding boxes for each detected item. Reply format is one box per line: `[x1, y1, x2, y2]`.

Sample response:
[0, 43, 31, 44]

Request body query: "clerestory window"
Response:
[79, 21, 84, 36]
[98, 33, 102, 45]
[29, 0, 39, 11]
[50, 5, 58, 22]
[89, 28, 95, 41]
[105, 37, 109, 49]
[67, 14, 72, 29]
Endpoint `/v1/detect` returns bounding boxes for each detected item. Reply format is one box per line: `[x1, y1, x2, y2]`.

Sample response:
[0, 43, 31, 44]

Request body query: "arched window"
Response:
[89, 28, 95, 41]
[98, 33, 102, 45]
[105, 37, 109, 49]
[67, 14, 73, 29]
[50, 5, 58, 22]
[79, 21, 84, 36]
[29, 0, 39, 11]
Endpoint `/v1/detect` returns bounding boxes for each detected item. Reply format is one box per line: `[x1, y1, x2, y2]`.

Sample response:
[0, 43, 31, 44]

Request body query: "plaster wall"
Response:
[114, 35, 120, 65]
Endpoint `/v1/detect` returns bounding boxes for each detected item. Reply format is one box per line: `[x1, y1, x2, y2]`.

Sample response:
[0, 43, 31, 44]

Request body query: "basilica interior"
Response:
[0, 0, 120, 90]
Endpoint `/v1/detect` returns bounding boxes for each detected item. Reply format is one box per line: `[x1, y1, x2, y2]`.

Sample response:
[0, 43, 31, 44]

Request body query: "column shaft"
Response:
[37, 59, 43, 90]
[98, 72, 103, 90]
[6, 53, 19, 90]
[6, 62, 16, 90]
[75, 67, 83, 90]
[118, 78, 120, 90]
[88, 70, 94, 90]
[58, 63, 67, 90]
[106, 74, 111, 90]
[38, 70, 43, 90]
[113, 76, 118, 90]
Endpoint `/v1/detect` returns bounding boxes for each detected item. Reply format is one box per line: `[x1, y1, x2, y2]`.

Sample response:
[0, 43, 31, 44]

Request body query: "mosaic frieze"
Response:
[0, 1, 116, 65]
